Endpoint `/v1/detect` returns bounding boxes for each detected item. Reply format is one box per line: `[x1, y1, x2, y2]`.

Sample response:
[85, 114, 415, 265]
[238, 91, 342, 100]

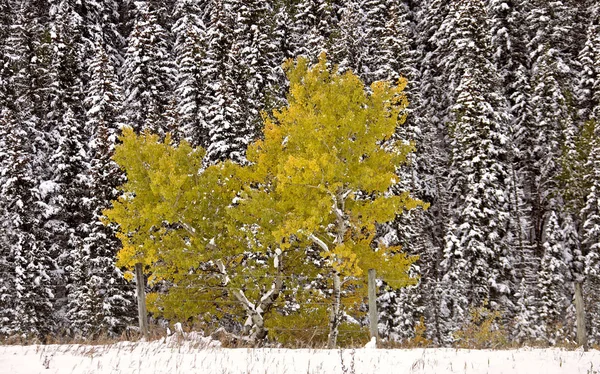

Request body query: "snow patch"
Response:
[0, 345, 598, 374]
[38, 181, 59, 199]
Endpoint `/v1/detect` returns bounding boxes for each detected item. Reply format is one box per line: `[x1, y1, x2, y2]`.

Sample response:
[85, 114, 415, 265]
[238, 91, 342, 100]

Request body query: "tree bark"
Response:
[368, 269, 378, 345]
[327, 270, 342, 349]
[574, 281, 588, 351]
[135, 263, 149, 340]
[216, 252, 283, 345]
[233, 271, 283, 343]
[326, 188, 349, 349]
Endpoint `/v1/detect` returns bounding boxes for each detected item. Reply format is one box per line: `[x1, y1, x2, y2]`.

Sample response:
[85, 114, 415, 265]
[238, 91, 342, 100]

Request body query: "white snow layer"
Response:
[1, 341, 599, 374]
[38, 180, 59, 199]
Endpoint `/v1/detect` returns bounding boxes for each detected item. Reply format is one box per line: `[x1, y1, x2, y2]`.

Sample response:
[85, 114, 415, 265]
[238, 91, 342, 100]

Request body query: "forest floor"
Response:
[1, 336, 599, 374]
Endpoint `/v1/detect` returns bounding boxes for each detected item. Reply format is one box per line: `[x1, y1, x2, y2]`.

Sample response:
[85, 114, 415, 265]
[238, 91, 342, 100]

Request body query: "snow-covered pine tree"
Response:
[172, 0, 207, 146]
[380, 1, 417, 84]
[334, 0, 367, 78]
[526, 0, 577, 69]
[273, 1, 295, 61]
[79, 0, 125, 62]
[0, 27, 54, 336]
[121, 0, 175, 136]
[382, 0, 421, 170]
[38, 1, 95, 334]
[0, 0, 14, 101]
[334, 0, 417, 85]
[487, 0, 530, 98]
[413, 0, 454, 195]
[413, 0, 453, 206]
[561, 212, 578, 293]
[581, 121, 600, 344]
[565, 0, 592, 68]
[576, 3, 600, 124]
[0, 1, 66, 339]
[512, 278, 541, 343]
[436, 0, 514, 343]
[292, 0, 335, 61]
[376, 218, 428, 342]
[65, 41, 135, 338]
[374, 0, 437, 345]
[202, 0, 281, 164]
[523, 0, 583, 264]
[271, 1, 295, 104]
[525, 47, 574, 257]
[0, 0, 14, 329]
[567, 3, 600, 341]
[0, 107, 55, 337]
[393, 0, 455, 345]
[0, 118, 10, 337]
[536, 211, 570, 343]
[201, 0, 243, 163]
[361, 0, 389, 83]
[230, 0, 280, 145]
[486, 0, 535, 281]
[0, 0, 12, 42]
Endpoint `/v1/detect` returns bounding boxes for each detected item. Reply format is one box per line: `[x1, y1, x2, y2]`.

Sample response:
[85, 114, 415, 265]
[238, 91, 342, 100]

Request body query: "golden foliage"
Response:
[454, 303, 508, 349]
[104, 55, 422, 343]
[243, 53, 422, 284]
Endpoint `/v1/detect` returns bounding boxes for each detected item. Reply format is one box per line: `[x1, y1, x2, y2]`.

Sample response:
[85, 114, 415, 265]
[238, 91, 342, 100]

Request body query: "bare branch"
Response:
[309, 234, 330, 252]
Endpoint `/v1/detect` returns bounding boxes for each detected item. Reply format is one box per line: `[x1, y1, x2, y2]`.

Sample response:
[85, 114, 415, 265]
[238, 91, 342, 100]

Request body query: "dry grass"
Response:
[0, 319, 595, 352]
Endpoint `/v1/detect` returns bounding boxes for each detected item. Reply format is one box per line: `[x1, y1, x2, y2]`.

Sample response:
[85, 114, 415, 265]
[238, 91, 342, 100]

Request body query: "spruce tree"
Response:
[524, 0, 581, 265]
[486, 0, 534, 283]
[361, 0, 389, 83]
[380, 1, 417, 84]
[437, 0, 514, 342]
[202, 0, 243, 163]
[77, 0, 125, 66]
[402, 0, 454, 344]
[0, 0, 14, 105]
[0, 2, 60, 339]
[0, 101, 54, 339]
[536, 211, 569, 343]
[65, 42, 135, 337]
[273, 1, 295, 60]
[526, 47, 573, 254]
[512, 278, 542, 343]
[172, 0, 207, 146]
[292, 0, 335, 61]
[526, 0, 576, 68]
[581, 123, 600, 344]
[577, 4, 600, 123]
[121, 0, 175, 135]
[334, 0, 367, 78]
[42, 1, 92, 332]
[231, 0, 280, 145]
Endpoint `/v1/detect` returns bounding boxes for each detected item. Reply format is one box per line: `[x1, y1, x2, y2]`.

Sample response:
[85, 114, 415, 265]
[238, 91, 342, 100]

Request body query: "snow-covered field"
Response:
[1, 339, 599, 374]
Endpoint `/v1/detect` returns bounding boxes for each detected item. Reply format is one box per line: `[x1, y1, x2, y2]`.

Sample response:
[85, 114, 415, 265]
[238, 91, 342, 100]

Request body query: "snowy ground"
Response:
[1, 338, 599, 374]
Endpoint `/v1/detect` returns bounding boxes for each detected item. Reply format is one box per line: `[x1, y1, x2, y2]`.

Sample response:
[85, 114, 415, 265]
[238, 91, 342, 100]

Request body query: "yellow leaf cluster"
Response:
[243, 54, 422, 281]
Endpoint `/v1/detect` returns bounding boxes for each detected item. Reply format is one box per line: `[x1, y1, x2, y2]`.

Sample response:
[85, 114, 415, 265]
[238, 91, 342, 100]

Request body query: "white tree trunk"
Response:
[327, 271, 342, 348]
[326, 188, 349, 349]
[216, 253, 283, 345]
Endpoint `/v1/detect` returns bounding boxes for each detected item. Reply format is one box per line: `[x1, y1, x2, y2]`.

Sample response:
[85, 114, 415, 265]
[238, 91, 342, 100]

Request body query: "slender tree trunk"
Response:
[574, 281, 588, 351]
[135, 263, 149, 340]
[368, 268, 378, 344]
[325, 188, 350, 348]
[328, 270, 342, 349]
